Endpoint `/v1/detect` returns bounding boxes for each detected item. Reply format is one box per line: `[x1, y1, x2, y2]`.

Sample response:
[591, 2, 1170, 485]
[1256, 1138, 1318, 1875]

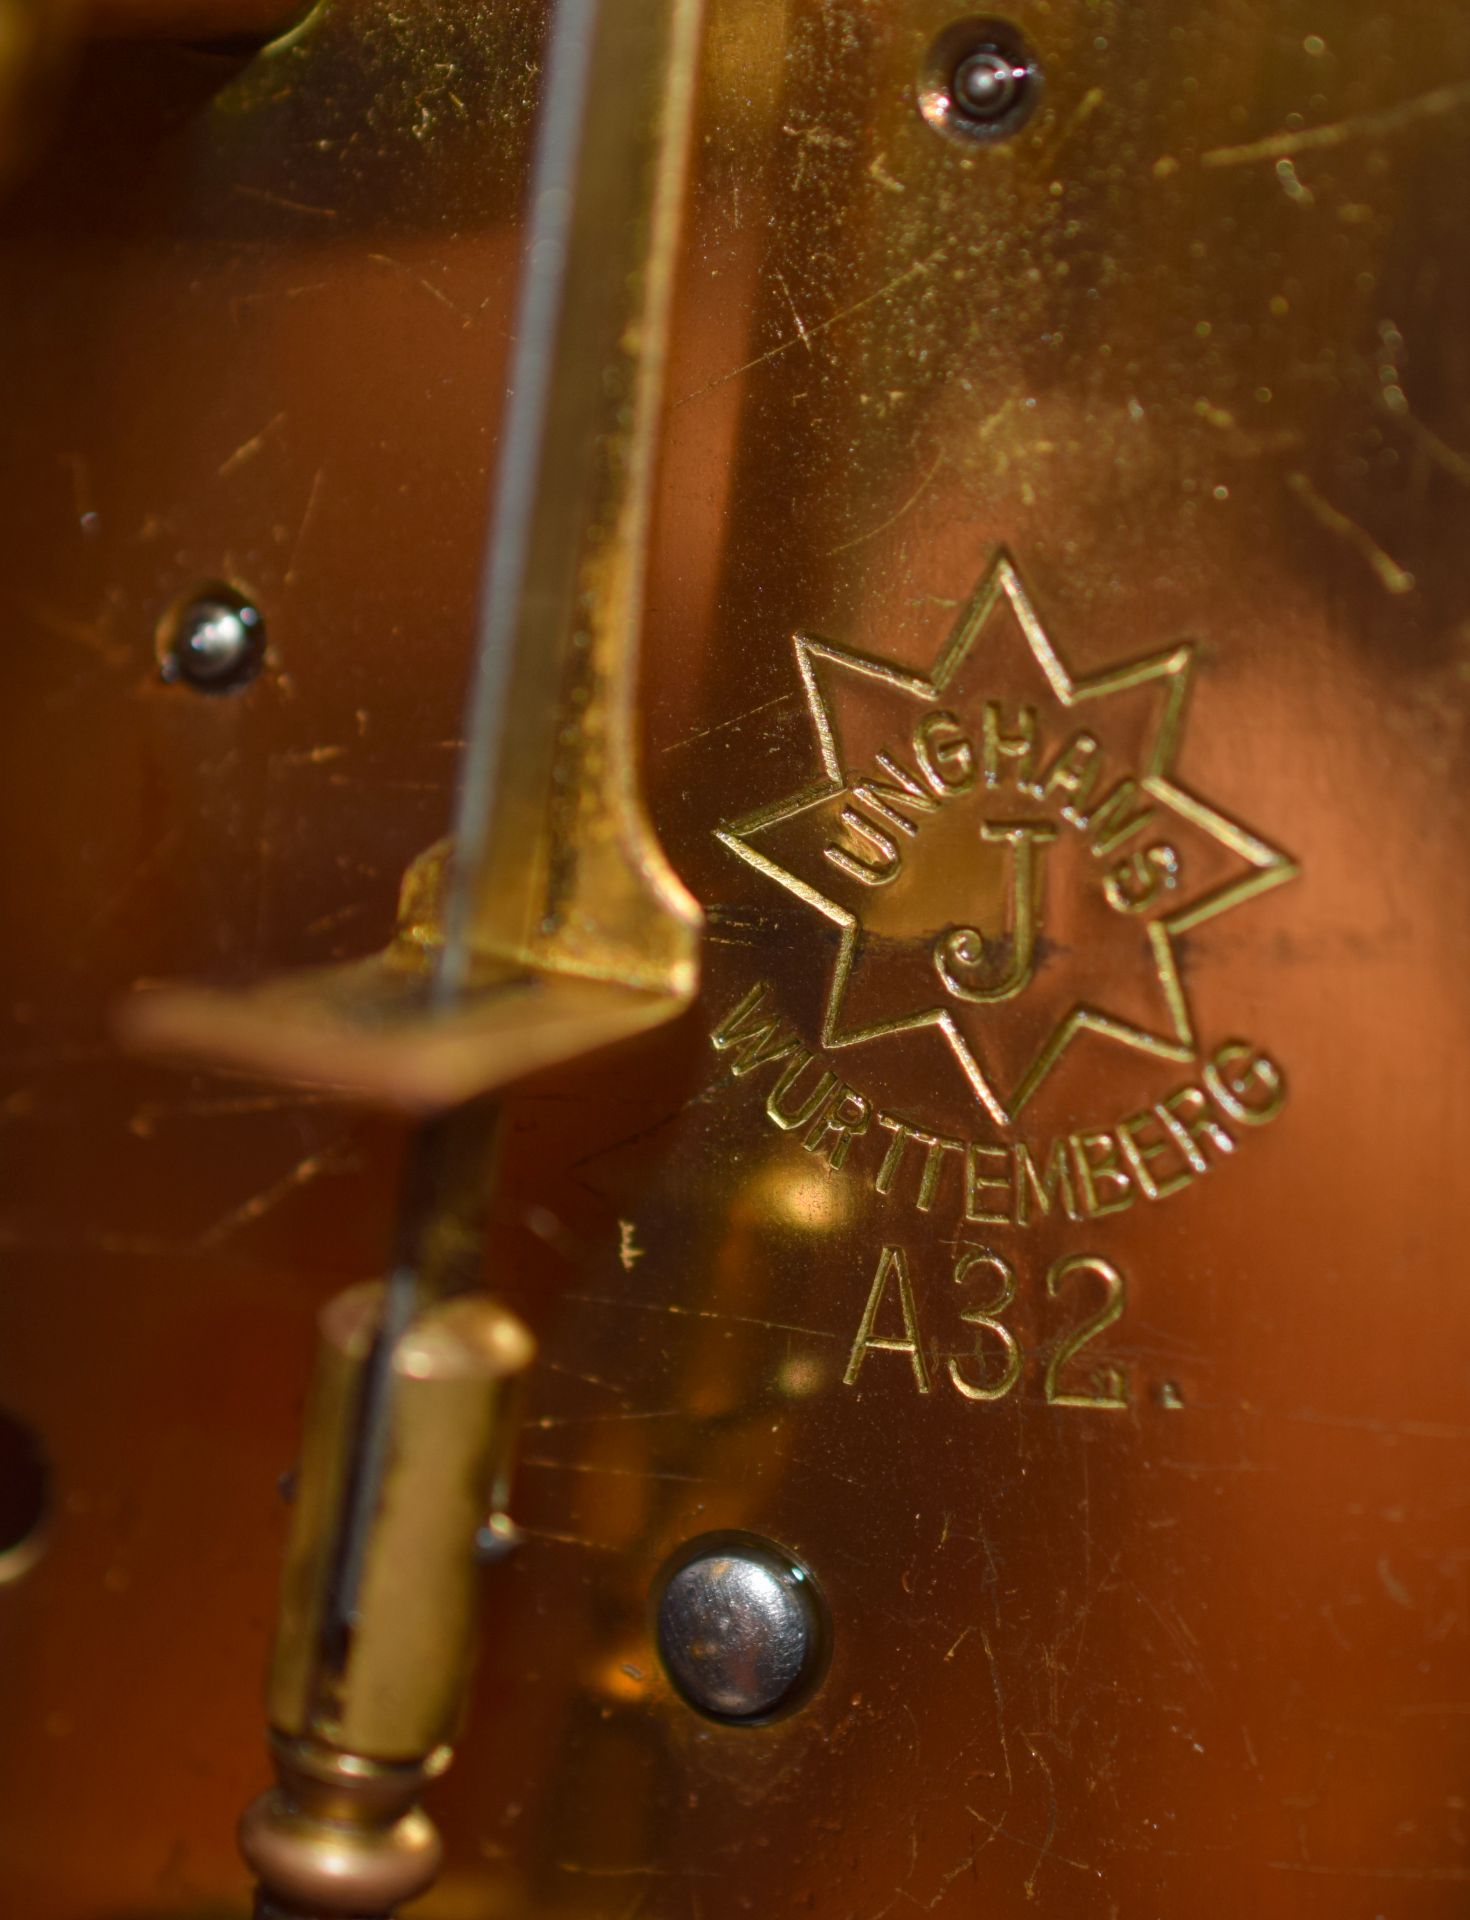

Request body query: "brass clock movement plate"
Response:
[0, 2, 1467, 1914]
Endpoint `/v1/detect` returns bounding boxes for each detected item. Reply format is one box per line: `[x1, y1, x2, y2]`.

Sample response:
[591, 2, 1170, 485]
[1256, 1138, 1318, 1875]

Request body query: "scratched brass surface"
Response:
[1, 3, 1469, 1916]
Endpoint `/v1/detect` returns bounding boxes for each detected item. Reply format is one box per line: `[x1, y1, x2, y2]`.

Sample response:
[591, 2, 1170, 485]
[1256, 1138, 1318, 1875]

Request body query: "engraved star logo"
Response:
[717, 552, 1298, 1129]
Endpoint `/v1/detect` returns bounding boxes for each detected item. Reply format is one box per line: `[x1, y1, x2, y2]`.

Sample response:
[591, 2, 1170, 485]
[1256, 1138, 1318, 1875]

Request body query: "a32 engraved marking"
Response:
[712, 982, 1286, 1228]
[948, 1250, 1022, 1402]
[844, 1244, 1131, 1409]
[1044, 1255, 1128, 1410]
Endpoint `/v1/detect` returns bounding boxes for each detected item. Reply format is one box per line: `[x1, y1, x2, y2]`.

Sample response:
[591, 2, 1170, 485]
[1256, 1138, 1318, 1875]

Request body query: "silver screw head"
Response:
[918, 21, 1041, 145]
[162, 588, 265, 693]
[654, 1533, 826, 1723]
[953, 47, 1023, 120]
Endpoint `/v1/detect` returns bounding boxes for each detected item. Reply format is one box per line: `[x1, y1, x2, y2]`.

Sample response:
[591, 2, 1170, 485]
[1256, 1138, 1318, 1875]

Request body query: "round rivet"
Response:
[654, 1533, 826, 1724]
[160, 584, 266, 694]
[953, 47, 1023, 121]
[919, 19, 1041, 144]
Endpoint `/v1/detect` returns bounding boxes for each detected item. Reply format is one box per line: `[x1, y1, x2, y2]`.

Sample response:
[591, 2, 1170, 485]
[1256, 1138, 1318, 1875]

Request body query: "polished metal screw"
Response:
[162, 589, 265, 693]
[654, 1533, 825, 1723]
[952, 46, 1024, 121]
[918, 21, 1040, 144]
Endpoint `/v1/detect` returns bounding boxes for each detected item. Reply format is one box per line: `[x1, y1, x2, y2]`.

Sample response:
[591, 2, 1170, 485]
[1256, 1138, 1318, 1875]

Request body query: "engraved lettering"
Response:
[804, 1087, 872, 1170]
[874, 1113, 923, 1197]
[917, 1133, 963, 1209]
[1082, 777, 1154, 858]
[1103, 843, 1181, 914]
[933, 820, 1058, 1005]
[1033, 728, 1102, 820]
[823, 806, 902, 886]
[947, 1250, 1022, 1403]
[876, 1115, 961, 1210]
[1044, 1255, 1129, 1410]
[963, 1144, 1014, 1226]
[851, 752, 941, 836]
[981, 701, 1038, 788]
[1014, 1138, 1081, 1226]
[1158, 1084, 1234, 1167]
[837, 1243, 1134, 1412]
[764, 1052, 840, 1131]
[1071, 1130, 1136, 1218]
[845, 1246, 931, 1394]
[1116, 1108, 1193, 1201]
[912, 709, 976, 795]
[1204, 1041, 1287, 1125]
[718, 553, 1299, 1132]
[717, 985, 1286, 1231]
[711, 982, 801, 1077]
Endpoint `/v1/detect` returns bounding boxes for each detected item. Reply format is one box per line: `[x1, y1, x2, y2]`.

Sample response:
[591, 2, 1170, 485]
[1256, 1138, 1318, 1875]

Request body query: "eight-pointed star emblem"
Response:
[717, 553, 1297, 1128]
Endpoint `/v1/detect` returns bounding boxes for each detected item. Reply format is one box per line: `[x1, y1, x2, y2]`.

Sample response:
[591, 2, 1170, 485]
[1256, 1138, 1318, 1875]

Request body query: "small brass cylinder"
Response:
[243, 1279, 532, 1917]
[268, 1280, 534, 1760]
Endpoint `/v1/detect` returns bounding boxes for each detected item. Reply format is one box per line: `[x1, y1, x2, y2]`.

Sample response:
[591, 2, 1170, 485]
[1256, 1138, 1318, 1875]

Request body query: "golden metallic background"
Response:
[0, 0, 1468, 1913]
